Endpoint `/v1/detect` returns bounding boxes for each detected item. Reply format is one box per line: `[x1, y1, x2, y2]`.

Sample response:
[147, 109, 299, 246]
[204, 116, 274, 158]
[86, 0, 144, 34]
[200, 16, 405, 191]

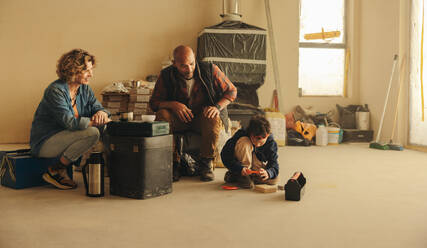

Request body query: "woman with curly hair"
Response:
[30, 49, 110, 190]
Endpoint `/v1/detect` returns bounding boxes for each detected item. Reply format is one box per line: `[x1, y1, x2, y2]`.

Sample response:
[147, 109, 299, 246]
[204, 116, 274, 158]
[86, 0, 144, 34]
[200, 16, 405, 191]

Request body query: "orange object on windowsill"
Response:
[304, 28, 341, 41]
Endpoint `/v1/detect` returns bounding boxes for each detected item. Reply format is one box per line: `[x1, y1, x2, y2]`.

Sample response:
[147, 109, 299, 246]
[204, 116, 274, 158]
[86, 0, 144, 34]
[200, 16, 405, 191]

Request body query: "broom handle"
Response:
[265, 0, 283, 112]
[376, 55, 398, 143]
[390, 57, 406, 143]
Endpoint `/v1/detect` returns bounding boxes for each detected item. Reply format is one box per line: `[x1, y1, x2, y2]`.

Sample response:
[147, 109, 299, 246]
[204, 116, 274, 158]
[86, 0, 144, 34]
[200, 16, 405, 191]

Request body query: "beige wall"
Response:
[0, 0, 223, 143]
[0, 0, 402, 144]
[398, 0, 410, 146]
[359, 0, 401, 141]
[262, 0, 361, 114]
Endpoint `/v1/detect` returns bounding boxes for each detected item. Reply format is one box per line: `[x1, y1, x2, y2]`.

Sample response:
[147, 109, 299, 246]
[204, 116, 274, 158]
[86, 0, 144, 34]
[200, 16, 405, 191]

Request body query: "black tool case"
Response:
[106, 121, 169, 137]
[342, 129, 373, 142]
[107, 135, 173, 199]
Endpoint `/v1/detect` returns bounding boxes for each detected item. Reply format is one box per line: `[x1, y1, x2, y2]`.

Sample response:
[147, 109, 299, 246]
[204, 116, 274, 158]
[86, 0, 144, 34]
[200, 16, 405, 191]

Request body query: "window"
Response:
[409, 0, 427, 145]
[298, 0, 347, 96]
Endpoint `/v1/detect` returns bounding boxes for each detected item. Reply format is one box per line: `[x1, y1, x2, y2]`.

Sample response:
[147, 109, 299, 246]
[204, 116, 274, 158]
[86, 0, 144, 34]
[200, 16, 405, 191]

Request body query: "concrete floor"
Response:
[1, 143, 427, 248]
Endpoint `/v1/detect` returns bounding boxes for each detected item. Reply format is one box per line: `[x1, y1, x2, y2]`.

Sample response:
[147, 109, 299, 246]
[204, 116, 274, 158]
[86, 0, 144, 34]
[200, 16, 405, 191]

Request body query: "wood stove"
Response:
[197, 20, 266, 128]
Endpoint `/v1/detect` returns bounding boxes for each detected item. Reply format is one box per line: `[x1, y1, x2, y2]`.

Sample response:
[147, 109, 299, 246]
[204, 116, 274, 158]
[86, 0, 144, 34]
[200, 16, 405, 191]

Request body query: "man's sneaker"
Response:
[236, 175, 254, 189]
[42, 167, 76, 190]
[199, 159, 214, 182]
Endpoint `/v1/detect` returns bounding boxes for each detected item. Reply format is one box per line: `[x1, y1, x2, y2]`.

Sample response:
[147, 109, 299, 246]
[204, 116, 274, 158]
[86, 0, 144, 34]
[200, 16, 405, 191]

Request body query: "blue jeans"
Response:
[38, 127, 100, 162]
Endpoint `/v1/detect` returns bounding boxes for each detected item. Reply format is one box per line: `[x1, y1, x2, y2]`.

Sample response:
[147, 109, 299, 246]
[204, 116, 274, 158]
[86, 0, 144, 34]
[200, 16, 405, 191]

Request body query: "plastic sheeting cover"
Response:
[197, 21, 267, 90]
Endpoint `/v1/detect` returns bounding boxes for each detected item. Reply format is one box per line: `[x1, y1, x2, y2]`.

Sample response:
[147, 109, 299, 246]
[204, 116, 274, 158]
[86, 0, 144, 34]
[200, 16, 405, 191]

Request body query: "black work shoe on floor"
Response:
[199, 159, 214, 182]
[200, 170, 214, 181]
[173, 161, 181, 182]
[42, 169, 76, 190]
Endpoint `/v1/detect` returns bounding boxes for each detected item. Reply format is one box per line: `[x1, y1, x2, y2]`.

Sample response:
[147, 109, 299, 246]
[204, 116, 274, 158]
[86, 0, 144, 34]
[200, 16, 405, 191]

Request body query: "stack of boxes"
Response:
[101, 93, 129, 121]
[128, 82, 155, 120]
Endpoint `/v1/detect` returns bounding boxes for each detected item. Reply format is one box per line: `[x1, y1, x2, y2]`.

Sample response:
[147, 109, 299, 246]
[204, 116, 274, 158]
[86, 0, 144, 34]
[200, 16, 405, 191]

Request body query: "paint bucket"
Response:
[356, 111, 370, 130]
[327, 126, 340, 145]
[315, 125, 328, 146]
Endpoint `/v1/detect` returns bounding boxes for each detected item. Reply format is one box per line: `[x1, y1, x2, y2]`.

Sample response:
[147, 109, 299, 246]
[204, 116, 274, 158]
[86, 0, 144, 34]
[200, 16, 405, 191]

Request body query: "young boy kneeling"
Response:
[221, 115, 279, 189]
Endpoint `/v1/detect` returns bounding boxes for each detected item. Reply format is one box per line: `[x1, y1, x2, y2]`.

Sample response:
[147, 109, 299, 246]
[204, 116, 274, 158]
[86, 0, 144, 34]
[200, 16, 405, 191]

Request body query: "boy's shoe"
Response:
[224, 171, 238, 183]
[42, 167, 76, 190]
[236, 175, 254, 189]
[252, 175, 266, 185]
[252, 175, 279, 186]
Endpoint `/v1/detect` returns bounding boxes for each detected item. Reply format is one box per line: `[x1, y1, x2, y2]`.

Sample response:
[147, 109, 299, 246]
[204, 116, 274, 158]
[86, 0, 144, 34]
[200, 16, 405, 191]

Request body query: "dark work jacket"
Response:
[221, 129, 279, 179]
[158, 61, 230, 131]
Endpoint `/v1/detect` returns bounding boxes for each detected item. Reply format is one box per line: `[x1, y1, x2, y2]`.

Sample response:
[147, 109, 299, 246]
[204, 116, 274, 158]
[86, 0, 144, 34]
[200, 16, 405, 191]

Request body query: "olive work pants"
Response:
[155, 109, 222, 162]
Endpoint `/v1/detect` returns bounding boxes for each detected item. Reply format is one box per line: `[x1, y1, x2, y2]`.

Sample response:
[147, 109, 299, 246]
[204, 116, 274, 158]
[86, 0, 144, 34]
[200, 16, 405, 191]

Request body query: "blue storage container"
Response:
[0, 149, 73, 189]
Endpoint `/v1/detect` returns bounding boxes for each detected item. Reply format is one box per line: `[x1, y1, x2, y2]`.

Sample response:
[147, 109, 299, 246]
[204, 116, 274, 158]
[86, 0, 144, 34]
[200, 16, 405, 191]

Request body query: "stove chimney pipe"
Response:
[221, 0, 242, 21]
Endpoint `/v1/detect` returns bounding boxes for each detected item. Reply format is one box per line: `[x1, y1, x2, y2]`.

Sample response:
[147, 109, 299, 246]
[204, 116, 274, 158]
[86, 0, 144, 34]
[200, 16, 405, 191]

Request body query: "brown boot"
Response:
[199, 158, 214, 182]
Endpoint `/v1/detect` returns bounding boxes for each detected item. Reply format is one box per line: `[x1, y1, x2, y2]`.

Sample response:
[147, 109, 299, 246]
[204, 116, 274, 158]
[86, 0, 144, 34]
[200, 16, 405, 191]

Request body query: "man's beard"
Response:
[182, 73, 193, 80]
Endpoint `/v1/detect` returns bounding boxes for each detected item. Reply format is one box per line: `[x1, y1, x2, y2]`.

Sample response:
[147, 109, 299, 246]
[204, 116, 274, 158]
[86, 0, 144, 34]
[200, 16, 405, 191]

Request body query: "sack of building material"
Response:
[336, 104, 364, 129]
[287, 130, 311, 146]
[355, 104, 370, 130]
[265, 111, 286, 146]
[285, 112, 296, 130]
[293, 121, 317, 141]
[214, 119, 232, 167]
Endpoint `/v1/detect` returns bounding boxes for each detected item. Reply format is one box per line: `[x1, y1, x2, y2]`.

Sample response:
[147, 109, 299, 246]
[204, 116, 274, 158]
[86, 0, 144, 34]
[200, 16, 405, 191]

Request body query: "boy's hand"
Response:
[241, 167, 251, 176]
[259, 168, 269, 181]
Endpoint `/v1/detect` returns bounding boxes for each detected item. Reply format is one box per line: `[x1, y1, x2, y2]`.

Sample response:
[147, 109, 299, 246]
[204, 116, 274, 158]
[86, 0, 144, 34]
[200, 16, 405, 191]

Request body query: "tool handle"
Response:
[376, 54, 398, 143]
[390, 57, 406, 143]
[247, 170, 260, 175]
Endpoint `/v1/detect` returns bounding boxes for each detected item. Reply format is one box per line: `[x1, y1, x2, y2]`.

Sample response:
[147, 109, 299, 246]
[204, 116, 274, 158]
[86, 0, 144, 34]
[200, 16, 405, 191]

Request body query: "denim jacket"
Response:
[30, 79, 108, 156]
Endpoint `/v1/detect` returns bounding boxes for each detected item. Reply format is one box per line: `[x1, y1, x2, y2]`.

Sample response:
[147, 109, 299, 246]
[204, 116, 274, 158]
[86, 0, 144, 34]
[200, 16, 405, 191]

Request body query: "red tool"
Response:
[222, 185, 239, 190]
[247, 170, 260, 175]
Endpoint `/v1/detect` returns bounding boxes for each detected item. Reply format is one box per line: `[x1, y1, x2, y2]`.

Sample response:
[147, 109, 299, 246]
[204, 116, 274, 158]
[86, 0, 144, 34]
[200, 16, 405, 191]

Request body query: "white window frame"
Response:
[298, 0, 348, 97]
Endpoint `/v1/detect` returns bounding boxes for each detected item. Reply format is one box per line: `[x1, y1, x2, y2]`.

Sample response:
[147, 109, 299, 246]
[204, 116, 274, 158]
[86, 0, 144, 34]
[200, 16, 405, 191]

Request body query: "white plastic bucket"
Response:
[316, 125, 328, 146]
[356, 112, 370, 130]
[327, 127, 340, 145]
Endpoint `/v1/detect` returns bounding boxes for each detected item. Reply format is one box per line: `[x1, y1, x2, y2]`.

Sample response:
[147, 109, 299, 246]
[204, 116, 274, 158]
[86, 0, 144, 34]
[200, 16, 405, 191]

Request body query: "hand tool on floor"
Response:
[222, 185, 239, 190]
[370, 55, 398, 150]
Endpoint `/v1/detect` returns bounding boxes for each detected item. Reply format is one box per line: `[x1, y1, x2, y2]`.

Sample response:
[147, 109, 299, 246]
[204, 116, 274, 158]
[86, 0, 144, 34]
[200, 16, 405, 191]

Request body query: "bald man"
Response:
[149, 45, 237, 182]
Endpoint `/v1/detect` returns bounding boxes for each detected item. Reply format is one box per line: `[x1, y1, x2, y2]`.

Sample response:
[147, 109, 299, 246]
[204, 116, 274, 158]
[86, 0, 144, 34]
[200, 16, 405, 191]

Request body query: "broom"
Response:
[387, 57, 405, 151]
[369, 55, 398, 150]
